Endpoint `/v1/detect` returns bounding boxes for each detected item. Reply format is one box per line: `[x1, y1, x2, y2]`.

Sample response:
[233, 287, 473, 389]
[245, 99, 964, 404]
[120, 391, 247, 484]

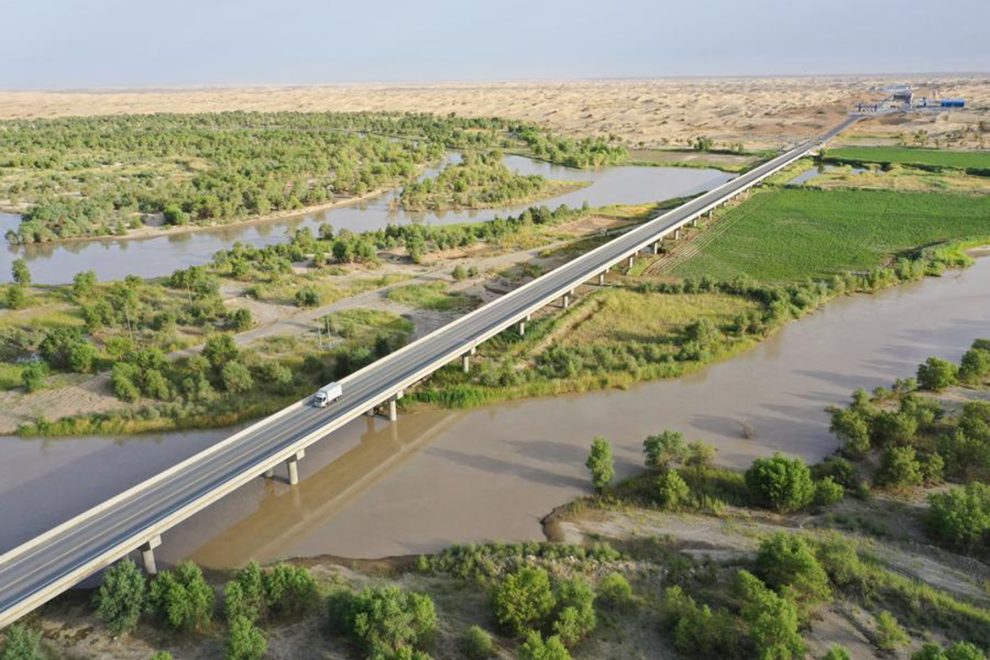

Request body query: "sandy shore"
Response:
[1, 75, 986, 150]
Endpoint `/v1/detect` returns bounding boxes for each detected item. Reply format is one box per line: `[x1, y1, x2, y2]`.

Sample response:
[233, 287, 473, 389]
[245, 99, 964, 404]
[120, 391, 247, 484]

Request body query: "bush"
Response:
[874, 610, 909, 651]
[643, 430, 687, 470]
[325, 585, 436, 658]
[814, 477, 845, 505]
[492, 566, 556, 636]
[0, 624, 43, 660]
[959, 401, 990, 442]
[913, 642, 987, 660]
[221, 361, 254, 393]
[917, 356, 959, 391]
[225, 616, 267, 660]
[585, 436, 615, 492]
[224, 562, 266, 623]
[686, 441, 716, 468]
[959, 344, 990, 384]
[736, 570, 805, 660]
[517, 631, 571, 660]
[147, 561, 215, 632]
[745, 453, 815, 512]
[111, 363, 142, 402]
[552, 577, 597, 646]
[875, 446, 924, 489]
[661, 586, 738, 656]
[823, 646, 852, 660]
[229, 308, 253, 331]
[264, 563, 319, 621]
[754, 534, 831, 604]
[656, 469, 691, 509]
[460, 625, 494, 659]
[295, 286, 321, 307]
[452, 265, 469, 281]
[597, 572, 632, 607]
[5, 285, 25, 310]
[926, 482, 990, 552]
[95, 558, 147, 635]
[811, 457, 857, 489]
[830, 407, 872, 457]
[11, 259, 31, 286]
[20, 361, 47, 393]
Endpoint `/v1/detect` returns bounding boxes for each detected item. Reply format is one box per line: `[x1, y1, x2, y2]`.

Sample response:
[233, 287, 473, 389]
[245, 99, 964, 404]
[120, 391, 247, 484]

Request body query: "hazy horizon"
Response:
[4, 0, 989, 90]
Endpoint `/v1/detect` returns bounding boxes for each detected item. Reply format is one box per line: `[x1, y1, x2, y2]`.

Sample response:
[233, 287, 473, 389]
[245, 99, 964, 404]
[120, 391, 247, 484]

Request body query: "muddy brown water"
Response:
[1, 258, 989, 567]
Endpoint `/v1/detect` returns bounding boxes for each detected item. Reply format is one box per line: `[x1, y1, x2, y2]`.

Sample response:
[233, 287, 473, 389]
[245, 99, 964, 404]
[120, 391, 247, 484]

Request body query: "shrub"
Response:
[754, 534, 831, 604]
[552, 577, 596, 646]
[643, 430, 687, 470]
[224, 562, 266, 623]
[830, 407, 872, 457]
[874, 610, 909, 651]
[745, 453, 815, 512]
[295, 286, 321, 307]
[913, 642, 987, 660]
[460, 625, 494, 659]
[959, 401, 990, 442]
[960, 346, 990, 384]
[871, 410, 919, 447]
[452, 265, 468, 281]
[94, 558, 147, 635]
[492, 567, 556, 636]
[585, 436, 615, 492]
[326, 585, 436, 658]
[203, 334, 239, 371]
[661, 586, 738, 656]
[823, 646, 852, 660]
[917, 356, 959, 391]
[111, 363, 142, 402]
[875, 446, 924, 489]
[926, 483, 990, 552]
[221, 361, 254, 393]
[229, 308, 253, 331]
[811, 457, 857, 488]
[5, 285, 25, 310]
[20, 361, 47, 393]
[11, 259, 31, 286]
[657, 469, 691, 509]
[225, 616, 267, 660]
[597, 572, 632, 607]
[685, 441, 716, 468]
[147, 561, 215, 632]
[517, 631, 571, 660]
[736, 570, 805, 660]
[814, 477, 845, 505]
[264, 563, 319, 621]
[0, 624, 43, 660]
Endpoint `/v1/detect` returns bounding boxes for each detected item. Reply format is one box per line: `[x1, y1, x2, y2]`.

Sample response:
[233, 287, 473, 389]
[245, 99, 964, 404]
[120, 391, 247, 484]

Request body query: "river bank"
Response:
[3, 254, 989, 564]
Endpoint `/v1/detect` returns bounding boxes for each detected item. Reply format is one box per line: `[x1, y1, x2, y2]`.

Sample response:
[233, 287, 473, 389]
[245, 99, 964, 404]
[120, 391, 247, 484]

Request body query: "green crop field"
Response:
[671, 188, 990, 282]
[828, 147, 990, 171]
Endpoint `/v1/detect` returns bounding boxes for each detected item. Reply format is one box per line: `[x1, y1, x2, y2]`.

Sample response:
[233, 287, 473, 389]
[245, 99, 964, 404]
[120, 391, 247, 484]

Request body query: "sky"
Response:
[3, 0, 989, 89]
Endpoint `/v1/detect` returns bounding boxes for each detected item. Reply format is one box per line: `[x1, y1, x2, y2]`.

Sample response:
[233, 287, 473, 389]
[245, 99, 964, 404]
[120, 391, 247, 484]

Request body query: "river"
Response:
[0, 157, 732, 284]
[2, 256, 988, 566]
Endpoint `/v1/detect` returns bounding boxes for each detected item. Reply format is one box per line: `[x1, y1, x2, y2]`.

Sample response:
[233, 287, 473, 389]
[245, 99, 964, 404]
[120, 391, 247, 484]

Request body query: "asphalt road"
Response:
[0, 116, 856, 625]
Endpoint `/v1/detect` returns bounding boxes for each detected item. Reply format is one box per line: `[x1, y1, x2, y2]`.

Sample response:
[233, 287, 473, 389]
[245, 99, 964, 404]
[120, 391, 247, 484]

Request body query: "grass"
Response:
[385, 282, 475, 312]
[670, 188, 990, 282]
[827, 147, 990, 173]
[0, 363, 24, 390]
[324, 308, 414, 342]
[626, 149, 758, 173]
[559, 289, 757, 348]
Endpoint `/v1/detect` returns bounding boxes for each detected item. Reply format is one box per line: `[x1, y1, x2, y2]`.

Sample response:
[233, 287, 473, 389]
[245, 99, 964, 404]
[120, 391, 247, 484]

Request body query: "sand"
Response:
[1, 75, 987, 150]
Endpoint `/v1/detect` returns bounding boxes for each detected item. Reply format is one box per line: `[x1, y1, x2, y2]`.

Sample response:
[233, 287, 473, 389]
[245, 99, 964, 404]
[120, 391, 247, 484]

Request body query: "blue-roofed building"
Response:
[940, 98, 965, 108]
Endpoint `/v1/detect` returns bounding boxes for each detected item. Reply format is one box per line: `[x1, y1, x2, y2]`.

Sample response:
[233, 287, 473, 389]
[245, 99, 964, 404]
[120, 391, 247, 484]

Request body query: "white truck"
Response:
[312, 382, 343, 408]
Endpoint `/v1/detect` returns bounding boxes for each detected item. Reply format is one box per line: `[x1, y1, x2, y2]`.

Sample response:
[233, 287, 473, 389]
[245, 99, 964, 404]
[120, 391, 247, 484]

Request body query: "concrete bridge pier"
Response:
[673, 228, 681, 240]
[562, 293, 571, 309]
[517, 314, 530, 336]
[652, 242, 660, 255]
[626, 255, 634, 269]
[264, 467, 274, 479]
[597, 272, 606, 286]
[707, 209, 714, 220]
[461, 348, 476, 373]
[286, 449, 305, 486]
[388, 390, 403, 422]
[140, 536, 162, 575]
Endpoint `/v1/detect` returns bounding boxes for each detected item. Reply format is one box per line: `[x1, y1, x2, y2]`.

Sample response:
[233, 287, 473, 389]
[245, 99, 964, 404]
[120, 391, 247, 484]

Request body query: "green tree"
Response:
[20, 361, 47, 393]
[829, 407, 872, 457]
[656, 469, 691, 510]
[11, 259, 31, 286]
[225, 616, 267, 660]
[959, 401, 990, 442]
[745, 453, 815, 512]
[913, 642, 987, 660]
[224, 562, 266, 623]
[517, 631, 571, 660]
[875, 446, 924, 489]
[460, 625, 494, 659]
[221, 361, 254, 393]
[597, 572, 632, 607]
[72, 270, 98, 299]
[147, 561, 215, 632]
[264, 563, 319, 621]
[492, 567, 556, 636]
[685, 440, 716, 468]
[874, 610, 909, 651]
[552, 577, 597, 646]
[959, 346, 990, 384]
[5, 285, 26, 310]
[754, 534, 831, 604]
[736, 570, 805, 660]
[349, 586, 436, 658]
[111, 362, 141, 402]
[0, 624, 43, 660]
[295, 286, 321, 307]
[585, 436, 615, 492]
[927, 482, 990, 551]
[917, 356, 959, 391]
[203, 333, 239, 371]
[643, 430, 687, 470]
[95, 558, 147, 635]
[814, 477, 845, 505]
[229, 308, 253, 331]
[163, 204, 189, 226]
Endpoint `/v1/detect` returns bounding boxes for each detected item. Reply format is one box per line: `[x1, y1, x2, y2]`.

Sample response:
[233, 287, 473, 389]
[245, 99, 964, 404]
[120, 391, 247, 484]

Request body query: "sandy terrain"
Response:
[1, 76, 986, 150]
